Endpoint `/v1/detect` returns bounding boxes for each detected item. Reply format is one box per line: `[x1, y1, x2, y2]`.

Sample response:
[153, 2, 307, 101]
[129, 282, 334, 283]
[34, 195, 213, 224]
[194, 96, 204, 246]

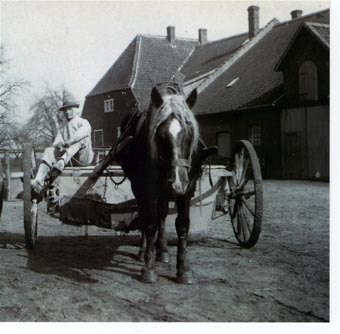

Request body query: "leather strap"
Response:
[171, 158, 191, 168]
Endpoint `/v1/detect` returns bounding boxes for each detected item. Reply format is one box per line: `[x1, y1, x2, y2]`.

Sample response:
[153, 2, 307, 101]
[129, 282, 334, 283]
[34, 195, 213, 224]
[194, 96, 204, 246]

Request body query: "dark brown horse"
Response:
[117, 82, 212, 283]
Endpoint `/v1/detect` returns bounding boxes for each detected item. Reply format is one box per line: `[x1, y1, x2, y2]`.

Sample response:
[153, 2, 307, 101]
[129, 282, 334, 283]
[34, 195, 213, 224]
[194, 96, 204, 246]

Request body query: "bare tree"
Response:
[22, 85, 76, 149]
[0, 45, 28, 148]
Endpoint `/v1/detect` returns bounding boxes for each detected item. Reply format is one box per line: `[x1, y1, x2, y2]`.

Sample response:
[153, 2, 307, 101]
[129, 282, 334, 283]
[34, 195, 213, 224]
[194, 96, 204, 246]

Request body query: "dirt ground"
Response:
[0, 180, 329, 322]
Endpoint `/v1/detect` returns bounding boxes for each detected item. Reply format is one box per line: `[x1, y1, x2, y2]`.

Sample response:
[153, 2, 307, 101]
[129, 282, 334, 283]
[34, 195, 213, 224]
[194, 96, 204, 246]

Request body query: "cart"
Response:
[22, 140, 263, 249]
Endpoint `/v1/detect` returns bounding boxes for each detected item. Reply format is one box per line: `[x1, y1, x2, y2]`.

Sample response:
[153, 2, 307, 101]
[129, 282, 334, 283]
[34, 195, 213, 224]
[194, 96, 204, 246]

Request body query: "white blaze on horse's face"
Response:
[168, 118, 189, 195]
[169, 118, 182, 139]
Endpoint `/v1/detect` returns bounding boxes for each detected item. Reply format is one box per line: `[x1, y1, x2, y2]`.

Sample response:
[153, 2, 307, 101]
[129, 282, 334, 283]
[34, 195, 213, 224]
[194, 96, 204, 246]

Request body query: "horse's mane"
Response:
[148, 83, 199, 161]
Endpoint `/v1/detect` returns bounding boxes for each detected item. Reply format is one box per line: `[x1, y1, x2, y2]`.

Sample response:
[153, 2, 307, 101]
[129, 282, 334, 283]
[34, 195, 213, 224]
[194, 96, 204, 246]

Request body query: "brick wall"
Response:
[82, 89, 137, 147]
[197, 108, 281, 178]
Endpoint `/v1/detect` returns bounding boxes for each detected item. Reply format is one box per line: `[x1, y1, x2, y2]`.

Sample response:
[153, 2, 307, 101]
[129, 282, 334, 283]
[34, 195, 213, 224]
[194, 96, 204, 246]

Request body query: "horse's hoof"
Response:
[137, 250, 145, 262]
[156, 251, 170, 263]
[176, 272, 194, 284]
[140, 268, 158, 283]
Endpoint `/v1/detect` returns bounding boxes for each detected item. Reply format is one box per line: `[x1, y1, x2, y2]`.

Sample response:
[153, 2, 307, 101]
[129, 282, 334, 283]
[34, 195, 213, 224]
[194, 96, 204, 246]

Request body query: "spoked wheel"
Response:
[23, 142, 38, 249]
[227, 140, 263, 248]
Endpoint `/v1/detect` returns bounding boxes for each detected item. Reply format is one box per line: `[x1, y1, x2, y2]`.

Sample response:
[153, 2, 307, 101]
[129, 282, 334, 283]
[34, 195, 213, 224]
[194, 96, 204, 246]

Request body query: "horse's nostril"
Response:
[171, 182, 187, 195]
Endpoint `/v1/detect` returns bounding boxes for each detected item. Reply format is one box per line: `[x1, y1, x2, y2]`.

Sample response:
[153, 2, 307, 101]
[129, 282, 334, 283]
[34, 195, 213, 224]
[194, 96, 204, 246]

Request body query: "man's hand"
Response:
[64, 139, 73, 148]
[54, 141, 65, 152]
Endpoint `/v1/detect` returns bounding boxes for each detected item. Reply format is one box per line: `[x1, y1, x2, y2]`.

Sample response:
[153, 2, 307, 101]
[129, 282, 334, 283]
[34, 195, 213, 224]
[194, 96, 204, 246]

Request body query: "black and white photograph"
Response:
[0, 0, 336, 330]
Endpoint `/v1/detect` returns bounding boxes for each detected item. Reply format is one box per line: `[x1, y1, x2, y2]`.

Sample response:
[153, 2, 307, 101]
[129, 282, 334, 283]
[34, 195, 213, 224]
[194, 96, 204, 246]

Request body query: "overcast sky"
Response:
[1, 0, 330, 122]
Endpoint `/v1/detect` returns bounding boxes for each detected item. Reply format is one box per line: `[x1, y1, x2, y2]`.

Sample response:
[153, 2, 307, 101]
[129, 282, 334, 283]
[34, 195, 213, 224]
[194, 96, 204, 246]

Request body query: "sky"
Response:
[0, 0, 331, 123]
[1, 1, 340, 332]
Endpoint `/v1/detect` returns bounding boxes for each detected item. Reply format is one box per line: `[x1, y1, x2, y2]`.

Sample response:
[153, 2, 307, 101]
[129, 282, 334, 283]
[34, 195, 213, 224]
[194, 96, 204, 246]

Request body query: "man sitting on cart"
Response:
[31, 99, 94, 194]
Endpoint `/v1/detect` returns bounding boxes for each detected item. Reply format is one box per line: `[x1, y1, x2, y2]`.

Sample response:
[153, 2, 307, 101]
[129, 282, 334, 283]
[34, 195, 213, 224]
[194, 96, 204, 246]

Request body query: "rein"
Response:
[171, 158, 192, 169]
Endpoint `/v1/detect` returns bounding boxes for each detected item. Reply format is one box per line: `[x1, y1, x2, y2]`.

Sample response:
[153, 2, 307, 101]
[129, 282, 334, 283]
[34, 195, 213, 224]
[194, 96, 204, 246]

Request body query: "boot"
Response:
[47, 159, 65, 184]
[53, 159, 65, 173]
[31, 162, 50, 194]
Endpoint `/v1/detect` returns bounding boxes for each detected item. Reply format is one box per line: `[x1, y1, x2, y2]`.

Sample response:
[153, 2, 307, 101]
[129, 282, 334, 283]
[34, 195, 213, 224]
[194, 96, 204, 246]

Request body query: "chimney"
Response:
[248, 5, 260, 39]
[167, 26, 175, 44]
[199, 28, 208, 44]
[291, 10, 303, 19]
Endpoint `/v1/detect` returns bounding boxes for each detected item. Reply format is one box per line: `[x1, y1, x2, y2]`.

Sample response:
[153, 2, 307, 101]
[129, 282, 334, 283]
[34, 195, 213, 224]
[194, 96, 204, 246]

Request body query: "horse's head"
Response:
[148, 83, 199, 195]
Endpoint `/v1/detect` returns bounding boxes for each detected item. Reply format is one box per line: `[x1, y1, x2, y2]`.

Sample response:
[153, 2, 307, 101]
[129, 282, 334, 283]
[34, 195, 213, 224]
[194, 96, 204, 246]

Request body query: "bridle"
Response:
[171, 158, 192, 169]
[158, 155, 192, 171]
[151, 82, 195, 172]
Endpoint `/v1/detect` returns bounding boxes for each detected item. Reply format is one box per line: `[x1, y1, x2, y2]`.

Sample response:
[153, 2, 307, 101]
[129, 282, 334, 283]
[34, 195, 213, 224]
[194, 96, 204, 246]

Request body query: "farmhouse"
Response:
[82, 28, 199, 148]
[82, 6, 329, 180]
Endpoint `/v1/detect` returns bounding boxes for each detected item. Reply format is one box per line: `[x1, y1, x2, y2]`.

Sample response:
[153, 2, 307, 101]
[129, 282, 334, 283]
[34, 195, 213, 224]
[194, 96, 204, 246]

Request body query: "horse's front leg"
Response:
[139, 200, 158, 283]
[175, 195, 193, 284]
[156, 197, 170, 263]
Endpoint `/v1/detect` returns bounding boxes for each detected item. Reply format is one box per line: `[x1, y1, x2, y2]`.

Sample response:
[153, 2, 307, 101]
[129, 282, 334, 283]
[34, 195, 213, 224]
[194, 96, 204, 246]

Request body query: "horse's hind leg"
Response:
[175, 195, 194, 284]
[156, 197, 170, 263]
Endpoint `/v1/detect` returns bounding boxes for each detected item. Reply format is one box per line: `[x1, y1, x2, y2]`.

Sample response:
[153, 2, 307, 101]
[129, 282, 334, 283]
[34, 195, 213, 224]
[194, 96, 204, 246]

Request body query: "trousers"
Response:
[42, 138, 94, 168]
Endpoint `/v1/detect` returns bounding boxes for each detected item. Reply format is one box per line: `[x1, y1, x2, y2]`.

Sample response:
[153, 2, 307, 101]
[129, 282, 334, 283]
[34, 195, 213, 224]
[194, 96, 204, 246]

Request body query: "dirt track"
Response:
[0, 180, 329, 322]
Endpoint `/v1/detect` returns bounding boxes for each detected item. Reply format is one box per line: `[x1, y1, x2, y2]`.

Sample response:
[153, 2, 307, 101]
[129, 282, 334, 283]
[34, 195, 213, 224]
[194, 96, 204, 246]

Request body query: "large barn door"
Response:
[284, 132, 302, 178]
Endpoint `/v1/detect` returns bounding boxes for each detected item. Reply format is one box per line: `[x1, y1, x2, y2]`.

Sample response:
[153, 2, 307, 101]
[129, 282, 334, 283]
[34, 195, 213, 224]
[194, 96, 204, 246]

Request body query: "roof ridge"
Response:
[194, 31, 249, 48]
[193, 19, 278, 93]
[177, 47, 196, 73]
[193, 18, 280, 49]
[139, 33, 198, 42]
[305, 22, 329, 28]
[275, 8, 329, 27]
[129, 35, 142, 88]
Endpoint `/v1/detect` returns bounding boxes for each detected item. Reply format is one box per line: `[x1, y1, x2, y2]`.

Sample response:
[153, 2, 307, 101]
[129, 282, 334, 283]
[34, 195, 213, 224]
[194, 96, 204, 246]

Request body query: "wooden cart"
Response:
[22, 140, 263, 249]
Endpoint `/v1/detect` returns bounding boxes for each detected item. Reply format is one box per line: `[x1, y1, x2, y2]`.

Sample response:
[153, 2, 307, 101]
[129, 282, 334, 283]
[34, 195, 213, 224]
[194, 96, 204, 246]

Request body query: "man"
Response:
[31, 100, 94, 194]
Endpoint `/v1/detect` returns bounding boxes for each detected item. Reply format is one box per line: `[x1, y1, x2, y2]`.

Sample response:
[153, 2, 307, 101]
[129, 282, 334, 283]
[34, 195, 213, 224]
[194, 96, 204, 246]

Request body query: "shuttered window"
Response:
[299, 61, 318, 101]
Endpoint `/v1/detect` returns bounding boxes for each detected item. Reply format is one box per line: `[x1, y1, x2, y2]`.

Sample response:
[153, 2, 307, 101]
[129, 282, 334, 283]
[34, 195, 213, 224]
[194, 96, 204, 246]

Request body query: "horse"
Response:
[116, 81, 214, 284]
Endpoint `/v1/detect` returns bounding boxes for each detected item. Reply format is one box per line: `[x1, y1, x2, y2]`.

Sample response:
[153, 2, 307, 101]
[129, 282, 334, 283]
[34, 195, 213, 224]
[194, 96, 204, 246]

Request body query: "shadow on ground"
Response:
[0, 233, 143, 283]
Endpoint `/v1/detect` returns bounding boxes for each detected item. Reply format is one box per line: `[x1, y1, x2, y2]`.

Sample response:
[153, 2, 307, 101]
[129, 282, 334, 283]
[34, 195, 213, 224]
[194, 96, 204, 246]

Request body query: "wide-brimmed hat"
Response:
[58, 100, 79, 111]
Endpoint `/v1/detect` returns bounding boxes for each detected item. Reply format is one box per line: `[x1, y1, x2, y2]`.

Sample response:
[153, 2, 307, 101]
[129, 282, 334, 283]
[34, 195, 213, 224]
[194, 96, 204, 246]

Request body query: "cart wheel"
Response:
[227, 140, 263, 248]
[23, 142, 38, 248]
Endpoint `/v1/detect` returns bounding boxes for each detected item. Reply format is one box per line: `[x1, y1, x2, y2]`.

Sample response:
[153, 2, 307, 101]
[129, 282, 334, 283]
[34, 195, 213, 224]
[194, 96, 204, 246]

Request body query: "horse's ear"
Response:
[151, 87, 163, 109]
[186, 89, 197, 109]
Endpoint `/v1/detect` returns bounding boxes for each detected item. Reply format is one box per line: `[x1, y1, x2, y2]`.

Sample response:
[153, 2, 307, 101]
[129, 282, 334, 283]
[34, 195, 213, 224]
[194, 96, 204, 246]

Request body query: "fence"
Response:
[0, 147, 112, 201]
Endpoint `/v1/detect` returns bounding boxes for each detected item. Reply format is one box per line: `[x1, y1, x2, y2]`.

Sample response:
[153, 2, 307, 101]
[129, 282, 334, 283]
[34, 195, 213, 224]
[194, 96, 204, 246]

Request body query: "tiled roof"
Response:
[132, 35, 198, 110]
[180, 33, 249, 82]
[275, 21, 329, 71]
[87, 37, 137, 96]
[306, 22, 329, 47]
[192, 9, 329, 115]
[87, 34, 198, 106]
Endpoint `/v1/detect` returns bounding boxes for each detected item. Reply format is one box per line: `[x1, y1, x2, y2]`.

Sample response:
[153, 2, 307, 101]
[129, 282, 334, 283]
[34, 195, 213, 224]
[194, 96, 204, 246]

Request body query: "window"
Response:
[299, 61, 318, 101]
[93, 129, 104, 148]
[104, 98, 114, 112]
[249, 125, 261, 146]
[217, 132, 231, 158]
